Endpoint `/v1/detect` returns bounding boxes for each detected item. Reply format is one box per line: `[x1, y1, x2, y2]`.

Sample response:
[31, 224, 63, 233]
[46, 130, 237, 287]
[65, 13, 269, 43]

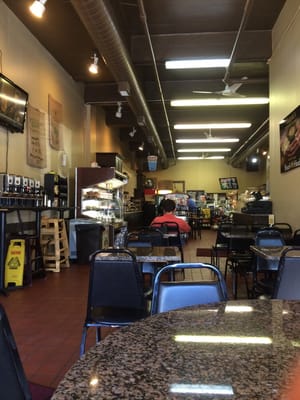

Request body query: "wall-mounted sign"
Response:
[280, 105, 300, 173]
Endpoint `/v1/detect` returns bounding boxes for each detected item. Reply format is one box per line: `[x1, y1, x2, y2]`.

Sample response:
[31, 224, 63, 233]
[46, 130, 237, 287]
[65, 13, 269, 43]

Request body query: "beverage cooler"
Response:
[70, 167, 128, 262]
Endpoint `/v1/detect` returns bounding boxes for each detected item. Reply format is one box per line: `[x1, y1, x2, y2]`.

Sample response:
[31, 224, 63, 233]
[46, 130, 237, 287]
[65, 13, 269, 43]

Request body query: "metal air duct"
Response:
[71, 0, 168, 168]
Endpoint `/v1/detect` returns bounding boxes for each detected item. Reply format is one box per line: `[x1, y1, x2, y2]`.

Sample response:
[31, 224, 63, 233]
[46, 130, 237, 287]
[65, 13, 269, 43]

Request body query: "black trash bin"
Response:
[75, 224, 104, 264]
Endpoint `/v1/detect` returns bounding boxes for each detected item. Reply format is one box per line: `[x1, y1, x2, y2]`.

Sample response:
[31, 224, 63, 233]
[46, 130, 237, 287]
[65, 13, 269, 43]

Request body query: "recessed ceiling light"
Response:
[171, 98, 269, 107]
[174, 123, 251, 130]
[165, 59, 230, 69]
[177, 148, 231, 152]
[176, 138, 239, 143]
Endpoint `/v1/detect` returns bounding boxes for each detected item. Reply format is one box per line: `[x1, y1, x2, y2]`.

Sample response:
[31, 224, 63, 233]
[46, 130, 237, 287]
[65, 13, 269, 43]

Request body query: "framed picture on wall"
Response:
[280, 105, 300, 173]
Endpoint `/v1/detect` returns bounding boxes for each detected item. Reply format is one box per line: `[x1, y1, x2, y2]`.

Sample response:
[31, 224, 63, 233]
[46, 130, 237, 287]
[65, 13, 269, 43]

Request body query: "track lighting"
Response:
[129, 127, 136, 138]
[29, 0, 47, 18]
[118, 81, 130, 97]
[115, 102, 122, 118]
[89, 53, 99, 74]
[138, 142, 144, 151]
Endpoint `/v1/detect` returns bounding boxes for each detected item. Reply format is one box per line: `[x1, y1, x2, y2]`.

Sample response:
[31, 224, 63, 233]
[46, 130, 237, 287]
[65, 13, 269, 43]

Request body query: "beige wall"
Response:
[0, 2, 137, 204]
[269, 0, 300, 230]
[144, 159, 266, 194]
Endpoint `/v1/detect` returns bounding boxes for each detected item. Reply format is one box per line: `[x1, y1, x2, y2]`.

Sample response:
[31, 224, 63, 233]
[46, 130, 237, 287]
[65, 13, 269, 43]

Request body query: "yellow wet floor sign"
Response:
[5, 239, 25, 288]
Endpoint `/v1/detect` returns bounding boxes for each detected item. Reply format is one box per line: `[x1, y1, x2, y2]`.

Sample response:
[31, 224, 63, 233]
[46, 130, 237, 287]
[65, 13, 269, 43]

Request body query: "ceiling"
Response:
[3, 0, 287, 169]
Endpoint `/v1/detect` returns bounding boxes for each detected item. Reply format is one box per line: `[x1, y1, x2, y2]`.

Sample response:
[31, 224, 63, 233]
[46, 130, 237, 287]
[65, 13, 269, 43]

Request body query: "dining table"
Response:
[250, 245, 293, 261]
[97, 246, 182, 264]
[51, 299, 300, 399]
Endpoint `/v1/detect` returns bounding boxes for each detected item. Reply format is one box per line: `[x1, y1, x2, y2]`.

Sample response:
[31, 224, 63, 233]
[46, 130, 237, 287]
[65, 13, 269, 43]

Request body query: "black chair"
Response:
[272, 247, 300, 299]
[125, 227, 165, 279]
[253, 229, 285, 297]
[272, 223, 293, 245]
[224, 224, 254, 299]
[210, 221, 232, 267]
[152, 221, 185, 262]
[292, 229, 300, 245]
[80, 248, 150, 356]
[151, 262, 228, 314]
[0, 304, 54, 400]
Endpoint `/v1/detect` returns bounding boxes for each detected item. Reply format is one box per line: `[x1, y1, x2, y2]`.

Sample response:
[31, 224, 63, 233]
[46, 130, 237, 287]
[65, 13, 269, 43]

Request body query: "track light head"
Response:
[138, 141, 144, 151]
[129, 127, 136, 138]
[29, 0, 47, 18]
[115, 102, 122, 118]
[89, 53, 99, 74]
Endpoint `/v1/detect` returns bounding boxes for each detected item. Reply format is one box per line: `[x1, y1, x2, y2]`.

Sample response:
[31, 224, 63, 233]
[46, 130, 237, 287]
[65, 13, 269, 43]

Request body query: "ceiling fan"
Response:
[192, 77, 248, 97]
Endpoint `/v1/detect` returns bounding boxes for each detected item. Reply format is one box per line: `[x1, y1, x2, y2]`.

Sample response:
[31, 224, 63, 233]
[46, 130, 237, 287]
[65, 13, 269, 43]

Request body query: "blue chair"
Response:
[151, 262, 228, 314]
[273, 247, 300, 299]
[253, 229, 285, 297]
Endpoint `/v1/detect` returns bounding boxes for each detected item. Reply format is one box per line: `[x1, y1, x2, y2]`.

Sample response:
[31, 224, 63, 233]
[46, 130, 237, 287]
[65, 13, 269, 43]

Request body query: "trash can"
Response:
[75, 224, 104, 264]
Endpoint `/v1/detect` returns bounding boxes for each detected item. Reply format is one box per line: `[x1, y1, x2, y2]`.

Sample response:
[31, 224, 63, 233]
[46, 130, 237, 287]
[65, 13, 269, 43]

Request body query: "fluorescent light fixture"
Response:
[174, 123, 251, 130]
[170, 383, 234, 396]
[175, 335, 272, 345]
[178, 156, 225, 160]
[171, 98, 269, 107]
[176, 138, 239, 144]
[29, 0, 47, 18]
[177, 148, 231, 152]
[165, 58, 230, 69]
[89, 53, 99, 74]
[225, 305, 253, 313]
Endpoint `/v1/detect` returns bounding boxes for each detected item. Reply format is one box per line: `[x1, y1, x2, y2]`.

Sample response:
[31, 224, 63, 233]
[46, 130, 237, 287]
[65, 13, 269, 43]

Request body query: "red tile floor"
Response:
[0, 229, 242, 390]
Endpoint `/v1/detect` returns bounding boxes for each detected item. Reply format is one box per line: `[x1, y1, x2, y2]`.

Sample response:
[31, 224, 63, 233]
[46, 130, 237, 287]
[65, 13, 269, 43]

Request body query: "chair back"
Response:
[126, 227, 165, 247]
[228, 224, 254, 253]
[272, 223, 293, 244]
[273, 247, 300, 299]
[152, 221, 184, 261]
[0, 304, 32, 400]
[87, 249, 146, 316]
[255, 229, 285, 272]
[151, 263, 228, 314]
[293, 229, 300, 245]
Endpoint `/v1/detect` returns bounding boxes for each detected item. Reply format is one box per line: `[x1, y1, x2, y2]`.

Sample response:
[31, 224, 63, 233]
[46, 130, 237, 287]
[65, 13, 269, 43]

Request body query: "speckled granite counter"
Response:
[51, 300, 300, 399]
[96, 246, 182, 264]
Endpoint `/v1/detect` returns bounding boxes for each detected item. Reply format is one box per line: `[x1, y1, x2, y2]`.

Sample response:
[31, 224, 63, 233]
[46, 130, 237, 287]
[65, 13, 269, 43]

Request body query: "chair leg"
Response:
[80, 327, 88, 357]
[96, 327, 101, 343]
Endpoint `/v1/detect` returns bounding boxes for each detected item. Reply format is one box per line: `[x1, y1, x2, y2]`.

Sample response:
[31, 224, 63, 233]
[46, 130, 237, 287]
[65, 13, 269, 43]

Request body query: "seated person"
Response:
[151, 199, 191, 233]
[187, 194, 197, 212]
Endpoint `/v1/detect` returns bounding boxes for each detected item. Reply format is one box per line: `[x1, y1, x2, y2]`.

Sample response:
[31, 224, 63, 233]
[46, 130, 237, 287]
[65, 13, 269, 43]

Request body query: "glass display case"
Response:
[80, 188, 122, 223]
[75, 167, 128, 223]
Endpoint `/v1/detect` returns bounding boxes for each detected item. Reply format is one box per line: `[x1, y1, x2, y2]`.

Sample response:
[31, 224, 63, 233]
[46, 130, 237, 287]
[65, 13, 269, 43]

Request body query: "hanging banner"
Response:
[26, 103, 47, 168]
[48, 94, 63, 150]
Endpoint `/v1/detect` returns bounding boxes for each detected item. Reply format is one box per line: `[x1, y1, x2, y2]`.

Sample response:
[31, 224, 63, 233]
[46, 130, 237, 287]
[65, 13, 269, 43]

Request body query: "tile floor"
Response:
[0, 228, 247, 390]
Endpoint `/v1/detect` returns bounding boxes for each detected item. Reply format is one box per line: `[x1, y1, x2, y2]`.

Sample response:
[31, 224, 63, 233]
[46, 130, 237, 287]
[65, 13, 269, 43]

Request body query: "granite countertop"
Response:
[51, 300, 300, 399]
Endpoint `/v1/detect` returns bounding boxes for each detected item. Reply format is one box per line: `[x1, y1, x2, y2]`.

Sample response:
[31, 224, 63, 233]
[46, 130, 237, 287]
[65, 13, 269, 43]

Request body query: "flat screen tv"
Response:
[219, 177, 239, 190]
[0, 73, 29, 133]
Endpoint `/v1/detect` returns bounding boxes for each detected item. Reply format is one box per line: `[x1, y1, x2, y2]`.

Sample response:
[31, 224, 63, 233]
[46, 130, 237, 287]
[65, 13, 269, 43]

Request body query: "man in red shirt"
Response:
[151, 199, 191, 233]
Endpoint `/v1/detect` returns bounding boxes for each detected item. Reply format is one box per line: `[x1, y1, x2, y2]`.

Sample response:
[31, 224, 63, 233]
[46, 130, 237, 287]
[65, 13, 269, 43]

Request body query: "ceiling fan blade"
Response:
[228, 83, 243, 93]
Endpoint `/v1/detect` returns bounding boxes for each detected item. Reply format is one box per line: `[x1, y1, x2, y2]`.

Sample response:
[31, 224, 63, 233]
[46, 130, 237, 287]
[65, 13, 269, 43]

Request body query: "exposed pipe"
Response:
[223, 0, 254, 84]
[137, 0, 176, 163]
[229, 119, 269, 167]
[71, 0, 168, 167]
